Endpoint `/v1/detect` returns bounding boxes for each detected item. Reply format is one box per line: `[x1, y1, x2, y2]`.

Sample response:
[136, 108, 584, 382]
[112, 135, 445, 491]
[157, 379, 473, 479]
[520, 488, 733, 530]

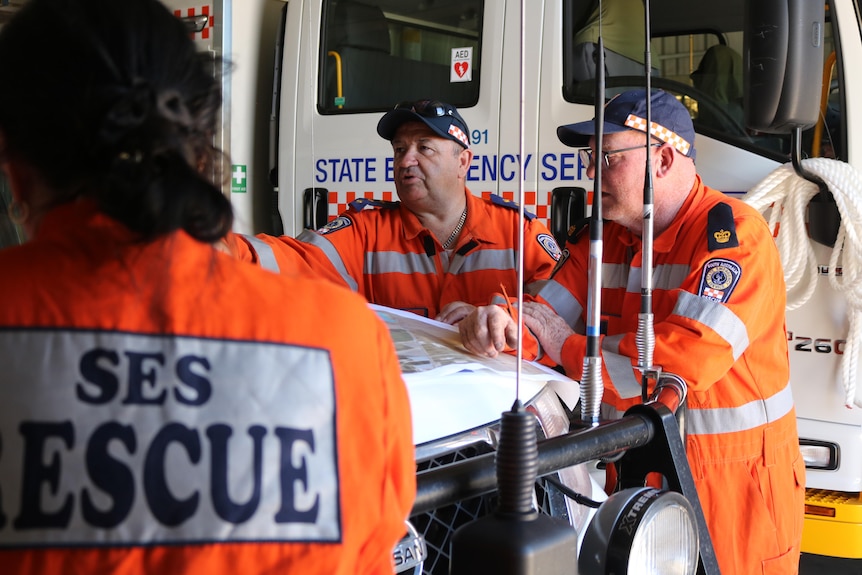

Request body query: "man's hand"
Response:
[458, 305, 518, 357]
[521, 301, 574, 365]
[435, 301, 476, 325]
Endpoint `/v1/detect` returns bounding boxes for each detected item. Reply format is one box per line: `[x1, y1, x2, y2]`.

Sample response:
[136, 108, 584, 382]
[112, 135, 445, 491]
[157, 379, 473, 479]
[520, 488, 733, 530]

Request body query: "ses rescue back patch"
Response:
[0, 330, 340, 548]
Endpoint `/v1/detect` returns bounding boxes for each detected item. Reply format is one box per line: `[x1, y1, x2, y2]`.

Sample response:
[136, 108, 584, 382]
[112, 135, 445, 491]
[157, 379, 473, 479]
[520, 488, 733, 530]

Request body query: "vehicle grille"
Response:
[411, 439, 569, 575]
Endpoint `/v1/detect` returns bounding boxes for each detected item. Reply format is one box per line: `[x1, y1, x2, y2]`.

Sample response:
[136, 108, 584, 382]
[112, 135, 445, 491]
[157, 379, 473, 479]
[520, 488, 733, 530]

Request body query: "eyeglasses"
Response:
[394, 99, 457, 119]
[578, 143, 662, 168]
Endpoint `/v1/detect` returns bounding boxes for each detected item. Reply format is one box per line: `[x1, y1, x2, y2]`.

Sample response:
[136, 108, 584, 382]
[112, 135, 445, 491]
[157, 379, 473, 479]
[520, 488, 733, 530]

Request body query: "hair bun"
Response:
[156, 90, 193, 130]
[100, 78, 154, 147]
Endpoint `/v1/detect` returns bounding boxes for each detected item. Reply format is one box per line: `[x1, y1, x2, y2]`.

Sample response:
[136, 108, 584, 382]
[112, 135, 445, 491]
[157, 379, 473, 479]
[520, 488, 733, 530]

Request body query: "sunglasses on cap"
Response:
[394, 99, 459, 119]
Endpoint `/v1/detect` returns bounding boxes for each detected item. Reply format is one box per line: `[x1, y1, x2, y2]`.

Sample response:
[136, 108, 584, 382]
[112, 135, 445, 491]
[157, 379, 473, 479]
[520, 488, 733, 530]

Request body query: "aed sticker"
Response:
[0, 329, 340, 547]
[451, 47, 472, 82]
[697, 258, 741, 303]
[536, 233, 562, 262]
[319, 216, 352, 235]
[230, 164, 247, 194]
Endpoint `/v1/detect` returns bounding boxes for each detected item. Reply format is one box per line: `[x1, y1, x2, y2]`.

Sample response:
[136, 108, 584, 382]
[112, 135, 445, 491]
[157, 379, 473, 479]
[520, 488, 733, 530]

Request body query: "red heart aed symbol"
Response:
[454, 62, 469, 78]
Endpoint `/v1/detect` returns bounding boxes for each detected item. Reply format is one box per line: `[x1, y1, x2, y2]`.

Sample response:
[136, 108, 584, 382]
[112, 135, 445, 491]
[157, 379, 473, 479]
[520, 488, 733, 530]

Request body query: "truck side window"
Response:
[569, 0, 648, 82]
[563, 1, 845, 163]
[688, 44, 745, 135]
[318, 0, 482, 113]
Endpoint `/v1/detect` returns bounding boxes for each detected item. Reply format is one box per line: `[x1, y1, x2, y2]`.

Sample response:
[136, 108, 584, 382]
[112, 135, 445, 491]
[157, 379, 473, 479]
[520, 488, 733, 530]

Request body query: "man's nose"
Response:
[397, 148, 419, 166]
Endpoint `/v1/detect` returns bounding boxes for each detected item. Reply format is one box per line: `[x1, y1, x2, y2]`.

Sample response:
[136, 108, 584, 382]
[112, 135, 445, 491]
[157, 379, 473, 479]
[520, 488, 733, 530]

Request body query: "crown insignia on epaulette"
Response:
[714, 229, 731, 244]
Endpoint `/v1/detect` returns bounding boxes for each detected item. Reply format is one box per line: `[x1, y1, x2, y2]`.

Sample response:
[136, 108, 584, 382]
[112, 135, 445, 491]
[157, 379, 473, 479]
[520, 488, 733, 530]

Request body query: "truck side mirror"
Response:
[744, 0, 836, 247]
[744, 0, 825, 133]
[303, 187, 329, 230]
[550, 187, 587, 247]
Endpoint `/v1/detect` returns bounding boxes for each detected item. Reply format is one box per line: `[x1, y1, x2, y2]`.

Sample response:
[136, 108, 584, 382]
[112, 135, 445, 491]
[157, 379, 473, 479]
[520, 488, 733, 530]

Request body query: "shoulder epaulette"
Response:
[707, 202, 739, 251]
[347, 197, 400, 212]
[489, 194, 537, 221]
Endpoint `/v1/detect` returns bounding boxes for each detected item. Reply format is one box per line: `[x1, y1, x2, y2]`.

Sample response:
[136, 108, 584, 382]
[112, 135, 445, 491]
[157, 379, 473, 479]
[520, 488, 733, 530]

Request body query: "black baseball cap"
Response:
[377, 99, 471, 149]
[557, 89, 696, 161]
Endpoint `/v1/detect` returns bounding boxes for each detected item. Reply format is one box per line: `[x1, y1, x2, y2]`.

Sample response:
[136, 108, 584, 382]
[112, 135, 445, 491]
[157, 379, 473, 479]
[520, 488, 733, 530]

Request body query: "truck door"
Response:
[281, 0, 501, 237]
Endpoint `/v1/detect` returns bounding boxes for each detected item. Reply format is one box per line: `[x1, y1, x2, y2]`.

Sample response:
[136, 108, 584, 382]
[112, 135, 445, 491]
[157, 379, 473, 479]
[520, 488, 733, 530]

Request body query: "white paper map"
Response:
[370, 305, 580, 445]
[371, 304, 566, 381]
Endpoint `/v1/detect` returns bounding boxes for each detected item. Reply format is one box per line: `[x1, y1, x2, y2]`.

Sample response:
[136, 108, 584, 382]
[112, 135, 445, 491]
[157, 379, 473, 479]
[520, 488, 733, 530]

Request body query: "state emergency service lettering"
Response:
[0, 329, 340, 547]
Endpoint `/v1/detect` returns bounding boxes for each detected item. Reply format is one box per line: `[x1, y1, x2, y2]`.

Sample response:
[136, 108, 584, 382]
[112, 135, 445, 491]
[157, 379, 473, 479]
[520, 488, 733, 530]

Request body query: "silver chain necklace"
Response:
[442, 205, 468, 250]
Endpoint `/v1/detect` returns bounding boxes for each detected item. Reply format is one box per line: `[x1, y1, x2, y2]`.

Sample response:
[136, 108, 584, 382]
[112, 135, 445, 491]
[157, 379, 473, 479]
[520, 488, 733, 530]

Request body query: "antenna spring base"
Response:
[496, 402, 539, 515]
[636, 312, 655, 369]
[580, 356, 603, 426]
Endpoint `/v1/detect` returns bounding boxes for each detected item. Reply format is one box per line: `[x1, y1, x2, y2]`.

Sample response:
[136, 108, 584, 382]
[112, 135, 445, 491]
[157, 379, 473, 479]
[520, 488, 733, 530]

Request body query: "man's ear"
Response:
[458, 146, 474, 178]
[654, 143, 675, 177]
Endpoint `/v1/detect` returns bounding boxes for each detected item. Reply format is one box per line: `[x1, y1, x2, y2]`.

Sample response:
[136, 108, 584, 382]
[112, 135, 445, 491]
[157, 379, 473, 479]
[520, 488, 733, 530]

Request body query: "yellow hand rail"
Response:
[327, 50, 343, 109]
[812, 50, 837, 158]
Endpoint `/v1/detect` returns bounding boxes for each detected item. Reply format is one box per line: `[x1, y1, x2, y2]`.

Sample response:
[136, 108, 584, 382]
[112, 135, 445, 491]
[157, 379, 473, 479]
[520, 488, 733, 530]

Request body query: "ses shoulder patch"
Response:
[707, 202, 739, 251]
[536, 233, 562, 261]
[318, 216, 352, 235]
[697, 258, 742, 303]
[489, 194, 537, 220]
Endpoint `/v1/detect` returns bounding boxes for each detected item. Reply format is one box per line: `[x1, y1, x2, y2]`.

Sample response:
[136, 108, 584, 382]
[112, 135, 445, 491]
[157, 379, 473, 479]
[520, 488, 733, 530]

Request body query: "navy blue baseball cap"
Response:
[377, 99, 471, 149]
[557, 89, 696, 161]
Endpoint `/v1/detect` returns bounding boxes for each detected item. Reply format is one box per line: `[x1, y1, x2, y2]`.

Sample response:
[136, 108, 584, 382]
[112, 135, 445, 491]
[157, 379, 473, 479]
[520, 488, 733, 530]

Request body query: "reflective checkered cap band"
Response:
[448, 125, 470, 148]
[624, 114, 692, 156]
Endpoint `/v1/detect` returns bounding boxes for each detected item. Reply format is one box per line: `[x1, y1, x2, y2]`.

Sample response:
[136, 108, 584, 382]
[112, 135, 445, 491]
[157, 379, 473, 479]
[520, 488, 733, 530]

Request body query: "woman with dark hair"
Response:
[0, 0, 415, 573]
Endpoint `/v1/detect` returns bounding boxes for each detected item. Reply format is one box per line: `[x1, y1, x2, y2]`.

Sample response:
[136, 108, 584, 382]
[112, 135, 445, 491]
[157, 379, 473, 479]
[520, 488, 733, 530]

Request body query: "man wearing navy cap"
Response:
[460, 89, 804, 574]
[236, 99, 562, 323]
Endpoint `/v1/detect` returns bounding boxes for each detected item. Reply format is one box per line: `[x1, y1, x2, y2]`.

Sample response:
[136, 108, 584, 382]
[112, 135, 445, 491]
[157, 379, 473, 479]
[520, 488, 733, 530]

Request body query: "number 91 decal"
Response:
[787, 332, 846, 354]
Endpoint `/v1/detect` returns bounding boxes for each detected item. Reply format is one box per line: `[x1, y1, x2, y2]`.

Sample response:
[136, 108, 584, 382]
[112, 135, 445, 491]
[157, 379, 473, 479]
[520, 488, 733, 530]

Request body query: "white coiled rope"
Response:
[743, 158, 862, 408]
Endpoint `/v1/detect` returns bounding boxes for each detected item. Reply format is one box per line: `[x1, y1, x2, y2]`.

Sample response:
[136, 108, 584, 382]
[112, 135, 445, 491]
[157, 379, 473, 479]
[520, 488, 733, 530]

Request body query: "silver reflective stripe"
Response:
[687, 382, 795, 435]
[297, 229, 359, 292]
[673, 291, 750, 360]
[362, 248, 518, 277]
[602, 383, 795, 436]
[602, 263, 629, 290]
[459, 248, 517, 273]
[242, 234, 280, 273]
[601, 403, 625, 420]
[626, 263, 690, 292]
[439, 250, 452, 273]
[601, 334, 642, 399]
[490, 294, 509, 306]
[535, 279, 583, 328]
[524, 279, 546, 296]
[365, 251, 436, 275]
[526, 279, 548, 297]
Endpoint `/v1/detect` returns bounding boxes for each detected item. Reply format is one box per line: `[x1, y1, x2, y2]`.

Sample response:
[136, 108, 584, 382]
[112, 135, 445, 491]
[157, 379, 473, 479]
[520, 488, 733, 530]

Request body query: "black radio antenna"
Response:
[636, 0, 658, 400]
[580, 9, 607, 427]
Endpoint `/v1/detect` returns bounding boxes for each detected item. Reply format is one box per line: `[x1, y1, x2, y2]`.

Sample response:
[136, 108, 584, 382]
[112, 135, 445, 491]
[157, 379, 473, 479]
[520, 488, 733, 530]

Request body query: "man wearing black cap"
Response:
[459, 89, 804, 574]
[235, 99, 562, 323]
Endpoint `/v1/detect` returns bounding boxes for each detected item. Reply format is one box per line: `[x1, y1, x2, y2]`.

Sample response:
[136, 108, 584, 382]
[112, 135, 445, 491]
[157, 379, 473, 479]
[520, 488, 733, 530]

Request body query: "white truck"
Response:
[2, 0, 860, 571]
